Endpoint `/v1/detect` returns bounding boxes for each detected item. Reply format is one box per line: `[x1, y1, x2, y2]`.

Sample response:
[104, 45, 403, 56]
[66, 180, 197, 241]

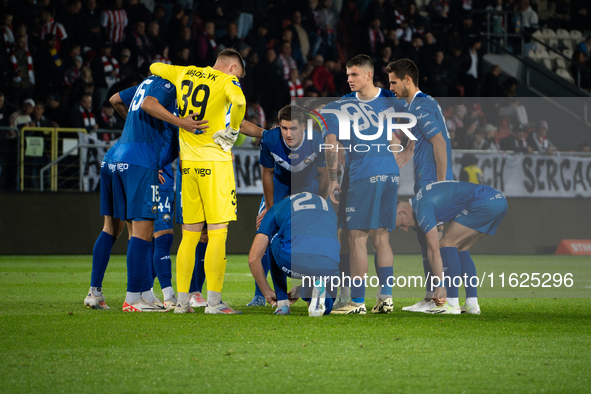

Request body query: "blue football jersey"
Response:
[107, 76, 179, 170]
[408, 91, 453, 193]
[410, 181, 502, 234]
[257, 192, 341, 261]
[321, 88, 403, 182]
[259, 127, 326, 191]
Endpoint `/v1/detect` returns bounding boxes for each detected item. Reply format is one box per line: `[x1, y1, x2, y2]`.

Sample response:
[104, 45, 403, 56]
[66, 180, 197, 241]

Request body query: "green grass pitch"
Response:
[1, 254, 590, 393]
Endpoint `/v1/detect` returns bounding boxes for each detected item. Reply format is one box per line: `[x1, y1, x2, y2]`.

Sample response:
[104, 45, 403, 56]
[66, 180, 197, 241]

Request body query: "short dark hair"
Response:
[346, 54, 374, 73]
[385, 59, 419, 86]
[278, 105, 305, 125]
[217, 48, 246, 77]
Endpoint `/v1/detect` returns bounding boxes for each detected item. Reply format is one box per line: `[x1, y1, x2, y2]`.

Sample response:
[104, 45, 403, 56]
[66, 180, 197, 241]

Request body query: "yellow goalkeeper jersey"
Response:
[150, 63, 246, 162]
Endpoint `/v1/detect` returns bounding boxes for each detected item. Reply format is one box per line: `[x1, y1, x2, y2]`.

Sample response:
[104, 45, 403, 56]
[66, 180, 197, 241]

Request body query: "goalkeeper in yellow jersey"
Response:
[149, 49, 246, 314]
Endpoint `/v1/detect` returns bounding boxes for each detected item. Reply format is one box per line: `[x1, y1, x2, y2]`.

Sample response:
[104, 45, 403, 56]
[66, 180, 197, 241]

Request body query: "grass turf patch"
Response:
[0, 255, 590, 393]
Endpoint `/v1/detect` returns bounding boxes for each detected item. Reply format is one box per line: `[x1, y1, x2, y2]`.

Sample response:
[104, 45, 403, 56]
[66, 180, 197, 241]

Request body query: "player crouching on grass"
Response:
[248, 192, 340, 316]
[395, 180, 508, 315]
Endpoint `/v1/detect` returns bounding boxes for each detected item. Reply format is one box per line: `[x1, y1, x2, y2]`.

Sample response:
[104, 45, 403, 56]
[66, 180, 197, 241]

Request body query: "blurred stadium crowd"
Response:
[1, 1, 590, 157]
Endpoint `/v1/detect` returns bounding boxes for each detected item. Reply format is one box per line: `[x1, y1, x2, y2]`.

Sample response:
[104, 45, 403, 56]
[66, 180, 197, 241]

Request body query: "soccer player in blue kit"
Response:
[387, 58, 458, 313]
[395, 181, 508, 314]
[248, 192, 341, 316]
[84, 75, 206, 312]
[247, 104, 328, 307]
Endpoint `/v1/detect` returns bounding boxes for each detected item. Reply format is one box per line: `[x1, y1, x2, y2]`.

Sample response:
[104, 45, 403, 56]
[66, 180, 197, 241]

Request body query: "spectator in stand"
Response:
[374, 46, 392, 87]
[463, 38, 482, 97]
[34, 34, 65, 98]
[118, 48, 136, 81]
[246, 23, 268, 61]
[383, 30, 405, 60]
[576, 36, 591, 60]
[9, 35, 35, 105]
[71, 93, 98, 133]
[310, 54, 336, 95]
[220, 22, 241, 50]
[9, 98, 35, 129]
[2, 14, 15, 55]
[418, 32, 438, 75]
[289, 11, 310, 60]
[97, 101, 121, 140]
[37, 6, 68, 53]
[79, 0, 102, 50]
[56, 0, 82, 49]
[570, 50, 591, 89]
[459, 153, 484, 184]
[91, 42, 119, 108]
[570, 0, 591, 32]
[64, 56, 83, 89]
[427, 50, 452, 97]
[501, 76, 519, 97]
[281, 29, 304, 70]
[577, 142, 590, 152]
[467, 128, 489, 150]
[551, 0, 571, 29]
[31, 102, 57, 127]
[500, 123, 533, 153]
[44, 92, 71, 127]
[246, 96, 266, 128]
[484, 123, 501, 151]
[125, 20, 150, 69]
[0, 92, 16, 128]
[532, 0, 556, 26]
[124, 0, 152, 30]
[167, 4, 185, 45]
[61, 43, 82, 73]
[364, 0, 390, 29]
[527, 120, 555, 154]
[256, 48, 289, 121]
[288, 68, 304, 100]
[146, 21, 165, 61]
[367, 18, 385, 57]
[313, 0, 338, 60]
[69, 65, 94, 109]
[101, 0, 128, 47]
[195, 21, 217, 66]
[404, 34, 423, 68]
[481, 65, 505, 97]
[278, 41, 297, 81]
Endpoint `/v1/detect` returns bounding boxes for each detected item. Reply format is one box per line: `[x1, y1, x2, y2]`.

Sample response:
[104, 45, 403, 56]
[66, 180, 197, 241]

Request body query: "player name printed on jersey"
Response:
[555, 240, 591, 255]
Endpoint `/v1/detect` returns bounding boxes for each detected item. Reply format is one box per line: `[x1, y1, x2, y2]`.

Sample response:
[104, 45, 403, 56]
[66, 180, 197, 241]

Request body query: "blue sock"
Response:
[377, 266, 393, 297]
[153, 234, 173, 290]
[351, 278, 366, 303]
[90, 231, 117, 288]
[417, 230, 433, 294]
[374, 253, 378, 273]
[323, 296, 334, 315]
[127, 237, 151, 293]
[440, 247, 461, 298]
[254, 248, 271, 297]
[190, 241, 207, 293]
[269, 254, 288, 301]
[150, 239, 156, 287]
[458, 250, 478, 298]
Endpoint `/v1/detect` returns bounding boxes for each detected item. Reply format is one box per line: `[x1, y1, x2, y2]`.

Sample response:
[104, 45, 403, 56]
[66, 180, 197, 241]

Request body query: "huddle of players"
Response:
[83, 48, 508, 316]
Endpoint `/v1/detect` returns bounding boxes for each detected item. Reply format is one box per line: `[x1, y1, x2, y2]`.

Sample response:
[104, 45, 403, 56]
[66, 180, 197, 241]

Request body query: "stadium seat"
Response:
[570, 30, 583, 41]
[555, 57, 567, 70]
[532, 29, 544, 44]
[556, 68, 575, 84]
[542, 57, 554, 71]
[563, 49, 574, 59]
[542, 28, 556, 39]
[556, 29, 570, 39]
[562, 39, 574, 50]
[547, 38, 559, 49]
[534, 47, 549, 58]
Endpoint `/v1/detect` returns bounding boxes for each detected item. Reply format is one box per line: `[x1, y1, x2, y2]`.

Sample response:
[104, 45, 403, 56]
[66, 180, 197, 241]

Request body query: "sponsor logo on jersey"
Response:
[163, 213, 171, 222]
[416, 106, 421, 110]
[416, 113, 428, 120]
[346, 207, 355, 212]
[108, 163, 116, 172]
[232, 80, 241, 87]
[288, 153, 299, 159]
[416, 189, 423, 200]
[162, 82, 174, 92]
[462, 209, 468, 215]
[182, 168, 190, 175]
[152, 205, 158, 213]
[392, 175, 400, 184]
[194, 168, 212, 177]
[304, 158, 312, 165]
[117, 163, 129, 172]
[423, 121, 433, 127]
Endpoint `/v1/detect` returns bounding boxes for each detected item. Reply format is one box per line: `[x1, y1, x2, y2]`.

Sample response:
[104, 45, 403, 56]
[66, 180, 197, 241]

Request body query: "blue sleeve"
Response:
[321, 111, 339, 139]
[314, 133, 326, 167]
[257, 205, 279, 237]
[259, 131, 275, 169]
[148, 78, 177, 108]
[416, 108, 442, 140]
[416, 202, 438, 234]
[119, 85, 139, 107]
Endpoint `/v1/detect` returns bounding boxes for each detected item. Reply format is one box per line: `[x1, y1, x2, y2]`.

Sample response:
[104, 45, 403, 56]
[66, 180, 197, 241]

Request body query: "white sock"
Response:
[208, 290, 221, 305]
[178, 292, 189, 305]
[277, 299, 290, 308]
[142, 291, 156, 303]
[465, 297, 478, 307]
[126, 292, 141, 304]
[447, 297, 459, 307]
[90, 287, 102, 297]
[162, 286, 175, 300]
[340, 287, 350, 298]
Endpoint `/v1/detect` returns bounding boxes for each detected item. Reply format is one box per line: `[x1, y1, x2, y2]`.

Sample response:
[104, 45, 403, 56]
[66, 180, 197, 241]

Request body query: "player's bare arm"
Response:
[248, 234, 277, 305]
[141, 96, 208, 133]
[430, 132, 448, 182]
[239, 120, 264, 138]
[396, 139, 415, 168]
[425, 228, 446, 304]
[257, 166, 274, 229]
[109, 93, 129, 119]
[325, 133, 341, 204]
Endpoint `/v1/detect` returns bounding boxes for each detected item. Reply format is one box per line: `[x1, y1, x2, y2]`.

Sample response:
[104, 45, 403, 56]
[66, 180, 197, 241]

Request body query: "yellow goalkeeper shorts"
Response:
[180, 160, 237, 224]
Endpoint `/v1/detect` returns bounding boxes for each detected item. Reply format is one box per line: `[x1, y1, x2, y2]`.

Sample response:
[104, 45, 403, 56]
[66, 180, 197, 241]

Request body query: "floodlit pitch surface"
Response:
[1, 255, 590, 393]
